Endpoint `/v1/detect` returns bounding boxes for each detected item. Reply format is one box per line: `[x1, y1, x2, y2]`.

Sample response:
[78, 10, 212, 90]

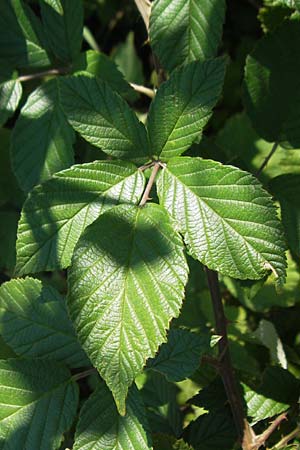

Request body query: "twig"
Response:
[134, 0, 151, 32]
[72, 367, 98, 381]
[18, 68, 67, 82]
[130, 82, 155, 98]
[205, 267, 254, 449]
[256, 142, 279, 177]
[272, 425, 300, 449]
[253, 413, 288, 449]
[139, 162, 161, 206]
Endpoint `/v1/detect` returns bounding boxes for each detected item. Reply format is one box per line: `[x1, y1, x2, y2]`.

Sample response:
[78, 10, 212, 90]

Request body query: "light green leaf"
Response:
[112, 32, 145, 86]
[149, 0, 226, 72]
[157, 156, 286, 285]
[270, 174, 300, 257]
[254, 319, 287, 368]
[147, 59, 226, 160]
[243, 384, 289, 425]
[0, 0, 50, 69]
[0, 79, 22, 126]
[243, 20, 300, 147]
[40, 0, 83, 62]
[73, 50, 133, 98]
[60, 74, 150, 163]
[0, 358, 78, 449]
[147, 328, 209, 382]
[0, 277, 88, 367]
[73, 381, 152, 450]
[11, 78, 75, 192]
[16, 160, 145, 275]
[68, 203, 188, 414]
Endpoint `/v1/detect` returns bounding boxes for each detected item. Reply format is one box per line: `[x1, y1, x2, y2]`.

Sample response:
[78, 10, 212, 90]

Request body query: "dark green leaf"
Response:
[0, 0, 50, 69]
[0, 277, 88, 367]
[60, 74, 150, 163]
[16, 160, 144, 274]
[270, 174, 300, 257]
[0, 358, 78, 449]
[244, 20, 300, 147]
[147, 59, 226, 160]
[148, 328, 210, 382]
[11, 78, 75, 192]
[149, 0, 226, 72]
[0, 79, 22, 126]
[68, 203, 188, 414]
[0, 211, 19, 272]
[157, 156, 287, 285]
[40, 0, 83, 62]
[73, 381, 152, 450]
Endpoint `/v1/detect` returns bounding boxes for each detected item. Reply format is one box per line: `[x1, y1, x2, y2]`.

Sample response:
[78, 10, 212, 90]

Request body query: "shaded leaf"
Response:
[0, 358, 78, 449]
[40, 0, 83, 62]
[68, 203, 188, 414]
[112, 32, 145, 86]
[0, 0, 50, 69]
[11, 78, 75, 192]
[147, 59, 226, 160]
[254, 319, 287, 368]
[60, 74, 150, 163]
[0, 277, 88, 367]
[16, 160, 145, 274]
[149, 0, 226, 72]
[73, 381, 152, 450]
[0, 211, 19, 272]
[243, 20, 300, 147]
[157, 156, 286, 285]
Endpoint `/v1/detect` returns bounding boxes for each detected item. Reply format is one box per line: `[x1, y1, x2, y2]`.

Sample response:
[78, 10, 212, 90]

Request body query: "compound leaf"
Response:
[68, 203, 188, 415]
[11, 78, 75, 192]
[147, 59, 226, 160]
[60, 75, 150, 163]
[157, 156, 286, 285]
[0, 277, 88, 368]
[73, 381, 152, 450]
[0, 358, 78, 450]
[243, 20, 300, 147]
[149, 0, 226, 72]
[16, 160, 145, 275]
[0, 0, 50, 69]
[0, 79, 22, 126]
[40, 0, 83, 63]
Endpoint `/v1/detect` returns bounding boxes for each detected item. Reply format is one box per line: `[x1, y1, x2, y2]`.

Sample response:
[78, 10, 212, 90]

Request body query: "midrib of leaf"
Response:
[170, 169, 282, 278]
[0, 373, 72, 422]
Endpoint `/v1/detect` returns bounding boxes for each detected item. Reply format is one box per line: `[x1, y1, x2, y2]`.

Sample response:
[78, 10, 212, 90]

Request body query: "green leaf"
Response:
[60, 74, 150, 163]
[0, 211, 19, 272]
[0, 358, 78, 449]
[270, 174, 300, 257]
[0, 79, 22, 126]
[73, 50, 133, 98]
[73, 381, 152, 450]
[40, 0, 83, 62]
[112, 32, 145, 86]
[254, 319, 287, 368]
[68, 203, 188, 415]
[16, 160, 145, 274]
[0, 277, 88, 367]
[147, 328, 210, 382]
[157, 156, 287, 285]
[11, 78, 75, 192]
[153, 435, 194, 450]
[0, 0, 50, 69]
[243, 20, 300, 147]
[149, 0, 226, 72]
[147, 59, 226, 160]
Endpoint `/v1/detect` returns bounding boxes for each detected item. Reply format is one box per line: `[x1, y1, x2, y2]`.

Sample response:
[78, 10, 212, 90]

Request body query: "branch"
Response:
[205, 267, 254, 449]
[18, 68, 68, 82]
[256, 142, 279, 177]
[72, 367, 97, 381]
[139, 162, 161, 206]
[253, 413, 288, 449]
[272, 424, 300, 449]
[134, 0, 151, 32]
[130, 82, 155, 98]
